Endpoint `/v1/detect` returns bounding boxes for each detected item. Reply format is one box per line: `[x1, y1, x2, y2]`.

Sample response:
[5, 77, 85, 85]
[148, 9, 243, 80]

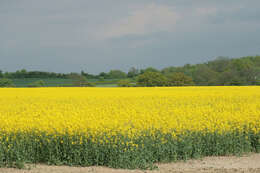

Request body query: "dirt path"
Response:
[0, 153, 259, 173]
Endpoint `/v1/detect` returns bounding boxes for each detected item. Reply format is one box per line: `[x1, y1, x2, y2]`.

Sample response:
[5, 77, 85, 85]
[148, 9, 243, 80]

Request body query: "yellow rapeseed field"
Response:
[0, 87, 259, 137]
[0, 86, 259, 168]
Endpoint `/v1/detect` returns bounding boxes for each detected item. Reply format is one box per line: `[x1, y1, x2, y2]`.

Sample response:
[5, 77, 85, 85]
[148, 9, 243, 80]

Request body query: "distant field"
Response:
[12, 78, 74, 87]
[12, 78, 133, 87]
[95, 83, 118, 87]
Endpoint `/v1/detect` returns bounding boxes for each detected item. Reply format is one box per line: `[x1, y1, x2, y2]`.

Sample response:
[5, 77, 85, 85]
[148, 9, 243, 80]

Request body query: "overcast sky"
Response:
[1, 0, 260, 73]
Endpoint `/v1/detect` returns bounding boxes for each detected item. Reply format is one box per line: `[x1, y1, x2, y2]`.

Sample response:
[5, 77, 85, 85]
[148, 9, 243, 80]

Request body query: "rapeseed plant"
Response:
[0, 87, 259, 169]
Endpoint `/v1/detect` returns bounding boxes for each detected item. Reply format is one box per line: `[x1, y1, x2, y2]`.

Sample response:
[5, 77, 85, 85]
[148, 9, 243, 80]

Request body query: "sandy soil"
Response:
[0, 153, 259, 173]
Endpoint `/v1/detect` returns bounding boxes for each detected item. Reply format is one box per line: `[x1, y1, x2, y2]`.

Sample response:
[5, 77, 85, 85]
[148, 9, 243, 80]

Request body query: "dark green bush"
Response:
[117, 80, 133, 87]
[137, 72, 168, 87]
[0, 78, 14, 87]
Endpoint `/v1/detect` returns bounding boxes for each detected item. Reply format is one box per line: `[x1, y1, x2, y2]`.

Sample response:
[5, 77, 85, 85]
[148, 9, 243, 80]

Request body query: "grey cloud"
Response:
[95, 3, 180, 40]
[0, 0, 260, 73]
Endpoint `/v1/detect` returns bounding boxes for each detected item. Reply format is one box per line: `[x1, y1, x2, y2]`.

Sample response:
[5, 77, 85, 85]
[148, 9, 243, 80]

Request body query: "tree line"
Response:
[0, 55, 260, 87]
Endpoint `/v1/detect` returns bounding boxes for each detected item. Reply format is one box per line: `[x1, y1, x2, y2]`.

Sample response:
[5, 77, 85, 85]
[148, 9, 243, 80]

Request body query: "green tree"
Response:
[232, 58, 258, 84]
[99, 72, 108, 79]
[108, 70, 127, 79]
[218, 70, 244, 85]
[140, 67, 159, 74]
[161, 66, 178, 75]
[192, 65, 219, 85]
[137, 72, 167, 87]
[0, 70, 3, 78]
[81, 70, 96, 79]
[167, 72, 194, 86]
[0, 78, 14, 87]
[20, 69, 27, 78]
[207, 56, 230, 73]
[68, 73, 94, 87]
[162, 65, 195, 78]
[127, 67, 139, 78]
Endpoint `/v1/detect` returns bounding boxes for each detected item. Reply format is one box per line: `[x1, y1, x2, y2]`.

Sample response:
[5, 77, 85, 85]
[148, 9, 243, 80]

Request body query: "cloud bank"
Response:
[97, 4, 180, 40]
[0, 0, 260, 73]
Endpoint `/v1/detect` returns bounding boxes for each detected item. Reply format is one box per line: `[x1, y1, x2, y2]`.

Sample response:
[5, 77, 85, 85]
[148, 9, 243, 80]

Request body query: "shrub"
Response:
[27, 80, 45, 87]
[117, 79, 132, 87]
[0, 78, 14, 87]
[137, 72, 168, 87]
[68, 73, 95, 87]
[167, 72, 194, 86]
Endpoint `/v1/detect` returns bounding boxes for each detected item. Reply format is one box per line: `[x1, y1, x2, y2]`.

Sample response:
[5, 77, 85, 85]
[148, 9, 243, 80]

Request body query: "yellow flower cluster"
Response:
[0, 87, 259, 138]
